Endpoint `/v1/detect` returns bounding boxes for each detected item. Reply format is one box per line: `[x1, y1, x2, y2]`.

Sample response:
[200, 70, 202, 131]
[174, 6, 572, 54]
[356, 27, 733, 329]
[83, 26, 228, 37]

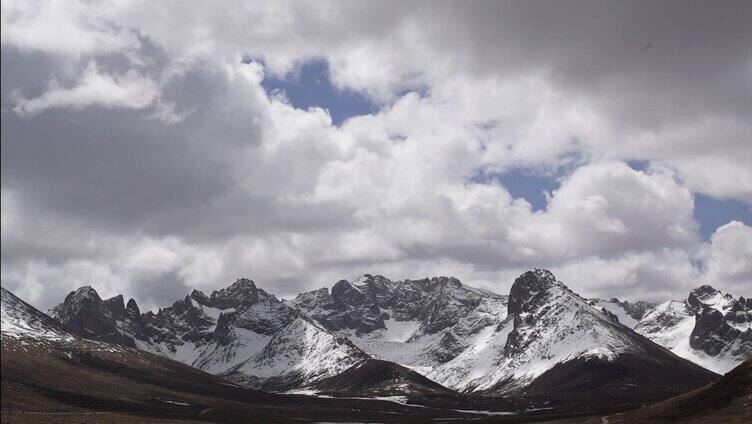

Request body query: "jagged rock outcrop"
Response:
[589, 297, 658, 328]
[46, 270, 739, 398]
[635, 284, 752, 373]
[450, 269, 717, 401]
[291, 274, 509, 377]
[49, 279, 366, 390]
[49, 286, 141, 347]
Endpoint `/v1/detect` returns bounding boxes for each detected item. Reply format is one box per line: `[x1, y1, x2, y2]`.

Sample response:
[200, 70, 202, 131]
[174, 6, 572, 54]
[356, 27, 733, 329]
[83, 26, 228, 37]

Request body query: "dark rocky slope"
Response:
[555, 358, 752, 423]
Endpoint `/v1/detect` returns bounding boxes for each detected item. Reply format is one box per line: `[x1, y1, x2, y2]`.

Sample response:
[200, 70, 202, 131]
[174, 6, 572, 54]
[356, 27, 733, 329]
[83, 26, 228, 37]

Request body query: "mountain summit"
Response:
[428, 269, 717, 402]
[47, 270, 722, 402]
[635, 284, 751, 373]
[49, 279, 376, 391]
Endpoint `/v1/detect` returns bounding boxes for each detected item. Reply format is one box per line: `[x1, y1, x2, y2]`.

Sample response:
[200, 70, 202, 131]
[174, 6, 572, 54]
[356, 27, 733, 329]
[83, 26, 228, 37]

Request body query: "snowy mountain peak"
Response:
[126, 297, 140, 315]
[690, 284, 719, 299]
[352, 274, 390, 288]
[209, 278, 259, 309]
[50, 285, 138, 347]
[687, 284, 733, 313]
[352, 274, 399, 300]
[290, 287, 330, 309]
[331, 279, 369, 306]
[503, 270, 622, 361]
[425, 276, 464, 291]
[223, 315, 369, 390]
[507, 268, 565, 315]
[590, 298, 657, 326]
[634, 284, 751, 374]
[190, 289, 210, 305]
[425, 270, 715, 398]
[69, 285, 102, 303]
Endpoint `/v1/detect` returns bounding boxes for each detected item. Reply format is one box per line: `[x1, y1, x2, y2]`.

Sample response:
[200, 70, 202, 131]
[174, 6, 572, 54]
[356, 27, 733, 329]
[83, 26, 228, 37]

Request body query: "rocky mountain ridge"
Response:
[48, 278, 367, 390]
[44, 269, 738, 400]
[633, 284, 751, 373]
[426, 269, 716, 400]
[3, 286, 479, 422]
[290, 274, 509, 374]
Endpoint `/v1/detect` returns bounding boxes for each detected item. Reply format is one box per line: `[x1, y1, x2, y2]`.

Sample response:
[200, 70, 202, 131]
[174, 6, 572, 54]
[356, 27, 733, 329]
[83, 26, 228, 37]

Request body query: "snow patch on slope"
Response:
[595, 300, 639, 328]
[454, 270, 644, 394]
[428, 321, 513, 389]
[635, 299, 746, 374]
[1, 288, 74, 342]
[230, 317, 367, 385]
[194, 328, 273, 374]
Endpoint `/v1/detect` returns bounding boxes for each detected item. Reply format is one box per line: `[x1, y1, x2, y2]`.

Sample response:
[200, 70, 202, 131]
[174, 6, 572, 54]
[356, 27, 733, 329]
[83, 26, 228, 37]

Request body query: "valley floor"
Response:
[1, 412, 211, 424]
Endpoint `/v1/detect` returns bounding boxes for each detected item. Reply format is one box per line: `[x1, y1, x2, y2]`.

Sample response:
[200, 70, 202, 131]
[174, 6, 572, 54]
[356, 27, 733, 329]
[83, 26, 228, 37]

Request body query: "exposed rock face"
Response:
[322, 279, 386, 333]
[691, 307, 736, 355]
[507, 269, 558, 316]
[209, 278, 259, 309]
[635, 284, 752, 374]
[728, 297, 752, 325]
[45, 270, 738, 398]
[291, 274, 509, 376]
[49, 286, 140, 347]
[126, 298, 141, 316]
[467, 270, 716, 399]
[292, 274, 504, 340]
[608, 298, 656, 321]
[49, 278, 365, 390]
[687, 285, 727, 312]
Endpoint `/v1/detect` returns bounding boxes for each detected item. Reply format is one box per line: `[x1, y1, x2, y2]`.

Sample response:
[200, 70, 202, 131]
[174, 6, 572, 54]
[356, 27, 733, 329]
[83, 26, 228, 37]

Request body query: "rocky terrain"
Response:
[6, 267, 751, 421]
[553, 358, 752, 424]
[589, 297, 657, 328]
[0, 287, 498, 423]
[44, 269, 730, 404]
[633, 285, 752, 373]
[49, 279, 371, 390]
[291, 274, 510, 381]
[2, 285, 645, 422]
[430, 270, 716, 401]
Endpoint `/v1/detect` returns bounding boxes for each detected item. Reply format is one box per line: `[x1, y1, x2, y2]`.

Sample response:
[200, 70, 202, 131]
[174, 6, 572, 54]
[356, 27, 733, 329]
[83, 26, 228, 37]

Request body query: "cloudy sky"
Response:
[2, 0, 751, 310]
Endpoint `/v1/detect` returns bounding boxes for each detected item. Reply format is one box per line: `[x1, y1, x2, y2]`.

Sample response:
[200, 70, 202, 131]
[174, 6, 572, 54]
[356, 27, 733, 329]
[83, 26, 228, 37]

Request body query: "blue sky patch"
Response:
[471, 167, 561, 212]
[626, 159, 650, 172]
[472, 164, 751, 240]
[258, 59, 378, 125]
[256, 58, 750, 241]
[694, 194, 752, 239]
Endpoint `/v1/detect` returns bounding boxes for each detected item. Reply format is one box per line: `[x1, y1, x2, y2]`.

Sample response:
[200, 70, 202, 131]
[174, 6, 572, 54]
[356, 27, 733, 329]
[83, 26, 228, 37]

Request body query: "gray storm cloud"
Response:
[1, 0, 750, 310]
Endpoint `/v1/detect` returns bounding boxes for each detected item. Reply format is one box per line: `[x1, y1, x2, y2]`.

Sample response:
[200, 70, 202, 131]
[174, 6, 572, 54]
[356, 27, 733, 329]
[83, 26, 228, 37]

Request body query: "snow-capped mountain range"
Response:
[40, 269, 746, 399]
[48, 278, 372, 391]
[633, 285, 752, 373]
[290, 274, 509, 380]
[1, 285, 148, 375]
